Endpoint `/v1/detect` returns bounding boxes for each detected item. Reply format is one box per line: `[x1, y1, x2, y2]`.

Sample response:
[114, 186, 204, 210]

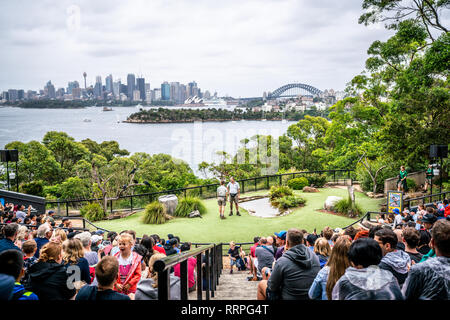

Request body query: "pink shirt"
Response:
[174, 257, 197, 288]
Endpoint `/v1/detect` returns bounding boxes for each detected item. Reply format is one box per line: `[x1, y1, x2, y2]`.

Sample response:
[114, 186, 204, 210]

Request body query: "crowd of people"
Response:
[0, 197, 449, 301]
[227, 200, 450, 300]
[0, 200, 199, 300]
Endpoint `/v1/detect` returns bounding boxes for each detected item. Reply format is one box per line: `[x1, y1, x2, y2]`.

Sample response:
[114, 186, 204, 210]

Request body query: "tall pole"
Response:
[6, 161, 9, 191]
[15, 161, 18, 193]
[439, 156, 443, 200]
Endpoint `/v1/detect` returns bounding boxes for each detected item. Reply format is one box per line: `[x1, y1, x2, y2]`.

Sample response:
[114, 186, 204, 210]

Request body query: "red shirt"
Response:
[153, 244, 166, 254]
[250, 243, 259, 258]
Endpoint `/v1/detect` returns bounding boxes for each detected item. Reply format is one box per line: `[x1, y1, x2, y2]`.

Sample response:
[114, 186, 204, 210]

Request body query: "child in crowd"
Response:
[314, 237, 331, 268]
[113, 233, 142, 295]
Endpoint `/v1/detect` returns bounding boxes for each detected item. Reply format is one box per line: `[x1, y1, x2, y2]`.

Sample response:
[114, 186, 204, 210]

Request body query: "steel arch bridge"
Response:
[267, 83, 322, 99]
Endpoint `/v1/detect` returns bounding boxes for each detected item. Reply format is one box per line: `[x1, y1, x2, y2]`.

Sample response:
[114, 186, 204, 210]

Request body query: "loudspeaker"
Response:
[430, 145, 448, 158]
[0, 149, 19, 162]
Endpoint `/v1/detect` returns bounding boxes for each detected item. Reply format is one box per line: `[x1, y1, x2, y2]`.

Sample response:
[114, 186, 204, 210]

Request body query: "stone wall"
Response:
[384, 171, 427, 193]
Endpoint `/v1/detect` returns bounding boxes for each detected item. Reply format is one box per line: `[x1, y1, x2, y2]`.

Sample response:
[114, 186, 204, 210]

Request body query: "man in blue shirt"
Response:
[0, 250, 39, 300]
[0, 223, 21, 253]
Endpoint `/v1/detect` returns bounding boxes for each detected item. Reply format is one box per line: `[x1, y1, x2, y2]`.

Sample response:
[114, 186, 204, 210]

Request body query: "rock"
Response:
[366, 192, 374, 198]
[303, 186, 319, 193]
[158, 194, 178, 216]
[324, 196, 343, 211]
[188, 210, 202, 218]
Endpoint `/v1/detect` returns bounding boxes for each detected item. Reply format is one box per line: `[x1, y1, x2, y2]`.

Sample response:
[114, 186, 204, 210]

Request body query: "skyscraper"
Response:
[113, 79, 121, 98]
[45, 81, 56, 99]
[161, 82, 170, 101]
[170, 82, 180, 103]
[136, 77, 145, 101]
[94, 76, 102, 99]
[127, 74, 136, 100]
[105, 74, 113, 93]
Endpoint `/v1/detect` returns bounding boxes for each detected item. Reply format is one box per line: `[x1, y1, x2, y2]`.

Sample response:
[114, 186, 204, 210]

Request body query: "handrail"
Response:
[404, 191, 449, 209]
[153, 244, 222, 301]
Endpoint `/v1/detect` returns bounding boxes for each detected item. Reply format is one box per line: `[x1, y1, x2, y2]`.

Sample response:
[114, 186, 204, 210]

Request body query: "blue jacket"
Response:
[12, 283, 39, 300]
[308, 266, 329, 300]
[0, 238, 21, 254]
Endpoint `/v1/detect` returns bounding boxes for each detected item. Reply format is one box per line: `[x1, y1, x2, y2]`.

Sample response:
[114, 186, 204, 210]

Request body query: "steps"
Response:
[211, 270, 259, 300]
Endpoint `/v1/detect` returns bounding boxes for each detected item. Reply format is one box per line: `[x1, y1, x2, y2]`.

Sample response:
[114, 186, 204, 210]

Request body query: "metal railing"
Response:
[404, 191, 449, 210]
[44, 169, 354, 217]
[153, 243, 223, 300]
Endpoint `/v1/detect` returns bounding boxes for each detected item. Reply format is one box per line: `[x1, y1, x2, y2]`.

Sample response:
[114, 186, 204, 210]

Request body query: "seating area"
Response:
[0, 197, 449, 301]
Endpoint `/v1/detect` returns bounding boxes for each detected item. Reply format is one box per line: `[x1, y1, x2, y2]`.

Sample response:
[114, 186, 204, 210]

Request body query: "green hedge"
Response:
[287, 177, 309, 190]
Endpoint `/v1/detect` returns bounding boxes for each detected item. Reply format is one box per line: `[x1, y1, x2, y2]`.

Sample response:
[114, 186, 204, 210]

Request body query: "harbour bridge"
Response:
[238, 82, 323, 102]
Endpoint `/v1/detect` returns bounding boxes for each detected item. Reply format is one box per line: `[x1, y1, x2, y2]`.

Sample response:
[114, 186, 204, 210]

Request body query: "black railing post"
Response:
[82, 219, 86, 230]
[110, 200, 113, 214]
[279, 174, 282, 185]
[184, 189, 187, 198]
[242, 180, 245, 194]
[157, 269, 170, 300]
[266, 176, 269, 189]
[130, 196, 133, 213]
[205, 249, 210, 300]
[200, 186, 203, 198]
[196, 253, 203, 300]
[66, 201, 69, 217]
[333, 171, 336, 184]
[254, 178, 257, 191]
[180, 260, 188, 300]
[211, 247, 216, 298]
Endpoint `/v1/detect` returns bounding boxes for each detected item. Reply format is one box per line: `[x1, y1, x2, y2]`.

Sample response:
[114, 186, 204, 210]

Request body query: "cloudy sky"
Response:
[0, 0, 394, 97]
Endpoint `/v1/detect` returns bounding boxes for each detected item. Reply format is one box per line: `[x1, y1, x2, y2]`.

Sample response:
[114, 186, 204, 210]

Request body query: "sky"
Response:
[0, 0, 396, 97]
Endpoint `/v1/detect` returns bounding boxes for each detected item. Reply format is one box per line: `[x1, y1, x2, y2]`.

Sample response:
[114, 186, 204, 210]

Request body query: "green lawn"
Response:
[94, 188, 383, 244]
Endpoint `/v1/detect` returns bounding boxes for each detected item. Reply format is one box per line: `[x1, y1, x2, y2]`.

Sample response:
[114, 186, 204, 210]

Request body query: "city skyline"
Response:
[0, 0, 397, 96]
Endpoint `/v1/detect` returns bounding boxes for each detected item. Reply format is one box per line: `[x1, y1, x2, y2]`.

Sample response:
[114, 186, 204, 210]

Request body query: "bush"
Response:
[142, 201, 167, 224]
[334, 198, 363, 217]
[269, 185, 293, 201]
[174, 196, 207, 217]
[305, 173, 327, 187]
[20, 180, 44, 197]
[276, 195, 306, 211]
[80, 202, 106, 222]
[287, 177, 309, 190]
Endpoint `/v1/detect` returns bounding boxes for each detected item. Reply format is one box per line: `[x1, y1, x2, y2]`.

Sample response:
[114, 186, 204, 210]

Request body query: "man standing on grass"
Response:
[227, 176, 241, 216]
[217, 180, 228, 220]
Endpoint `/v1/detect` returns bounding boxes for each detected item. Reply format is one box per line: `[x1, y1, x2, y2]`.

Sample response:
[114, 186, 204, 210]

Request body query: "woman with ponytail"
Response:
[25, 242, 76, 300]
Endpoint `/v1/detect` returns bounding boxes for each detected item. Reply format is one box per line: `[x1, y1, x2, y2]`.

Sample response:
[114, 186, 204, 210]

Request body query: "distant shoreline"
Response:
[123, 118, 286, 124]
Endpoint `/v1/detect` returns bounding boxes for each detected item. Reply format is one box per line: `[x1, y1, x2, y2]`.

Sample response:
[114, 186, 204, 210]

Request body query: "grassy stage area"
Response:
[94, 187, 383, 244]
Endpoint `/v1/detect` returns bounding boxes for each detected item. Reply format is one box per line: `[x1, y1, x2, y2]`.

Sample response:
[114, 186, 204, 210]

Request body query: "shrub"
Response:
[276, 195, 306, 211]
[142, 201, 167, 224]
[174, 196, 207, 217]
[80, 202, 106, 222]
[20, 180, 44, 197]
[269, 185, 293, 201]
[334, 199, 363, 217]
[287, 177, 309, 190]
[305, 173, 327, 187]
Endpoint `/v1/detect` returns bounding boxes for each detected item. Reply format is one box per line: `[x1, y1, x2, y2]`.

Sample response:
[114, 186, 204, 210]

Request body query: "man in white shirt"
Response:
[217, 180, 228, 220]
[227, 177, 241, 216]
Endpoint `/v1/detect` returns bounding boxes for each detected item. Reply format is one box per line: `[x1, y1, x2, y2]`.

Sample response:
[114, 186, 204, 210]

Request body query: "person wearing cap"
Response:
[91, 234, 103, 253]
[306, 233, 318, 252]
[274, 231, 286, 260]
[392, 208, 403, 229]
[46, 211, 56, 224]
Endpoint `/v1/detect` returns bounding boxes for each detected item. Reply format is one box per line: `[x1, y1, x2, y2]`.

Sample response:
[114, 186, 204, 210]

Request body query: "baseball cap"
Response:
[91, 234, 103, 244]
[48, 210, 55, 214]
[94, 230, 105, 235]
[274, 231, 287, 240]
[393, 208, 400, 214]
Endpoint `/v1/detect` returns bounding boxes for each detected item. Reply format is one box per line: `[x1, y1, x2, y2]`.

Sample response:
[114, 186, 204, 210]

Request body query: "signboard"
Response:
[387, 190, 403, 214]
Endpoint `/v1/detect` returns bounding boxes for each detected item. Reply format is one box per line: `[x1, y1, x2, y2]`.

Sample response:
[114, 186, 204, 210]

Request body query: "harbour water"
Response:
[0, 106, 295, 174]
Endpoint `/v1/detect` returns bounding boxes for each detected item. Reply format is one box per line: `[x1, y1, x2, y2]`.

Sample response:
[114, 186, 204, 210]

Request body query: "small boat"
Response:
[103, 106, 113, 111]
[83, 119, 91, 122]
